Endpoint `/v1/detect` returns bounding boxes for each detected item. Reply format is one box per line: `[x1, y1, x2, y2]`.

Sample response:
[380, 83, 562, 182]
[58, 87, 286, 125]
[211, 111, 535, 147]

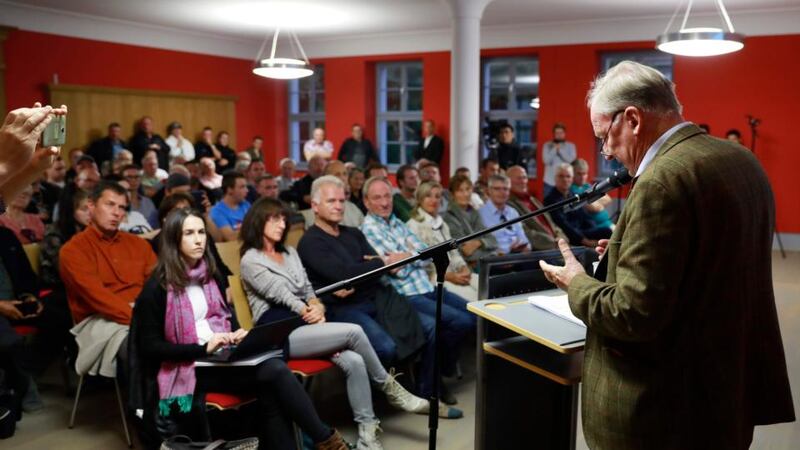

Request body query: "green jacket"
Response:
[568, 124, 794, 449]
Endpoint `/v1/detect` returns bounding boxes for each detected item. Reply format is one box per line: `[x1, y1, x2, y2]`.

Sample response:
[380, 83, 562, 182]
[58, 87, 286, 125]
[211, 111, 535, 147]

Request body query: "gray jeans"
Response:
[288, 322, 388, 424]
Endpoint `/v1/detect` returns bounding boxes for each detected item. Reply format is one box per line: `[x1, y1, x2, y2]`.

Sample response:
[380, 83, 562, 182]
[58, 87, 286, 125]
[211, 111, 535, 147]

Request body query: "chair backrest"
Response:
[216, 240, 242, 276]
[23, 243, 42, 276]
[285, 224, 305, 249]
[228, 275, 254, 330]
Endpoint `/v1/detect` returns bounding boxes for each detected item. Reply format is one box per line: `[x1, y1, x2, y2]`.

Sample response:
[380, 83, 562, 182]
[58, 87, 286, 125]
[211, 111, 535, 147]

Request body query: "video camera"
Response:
[481, 117, 509, 153]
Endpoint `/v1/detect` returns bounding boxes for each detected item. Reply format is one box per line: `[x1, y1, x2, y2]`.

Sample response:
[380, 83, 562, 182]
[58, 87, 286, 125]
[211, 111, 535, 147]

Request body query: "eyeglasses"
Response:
[598, 110, 624, 157]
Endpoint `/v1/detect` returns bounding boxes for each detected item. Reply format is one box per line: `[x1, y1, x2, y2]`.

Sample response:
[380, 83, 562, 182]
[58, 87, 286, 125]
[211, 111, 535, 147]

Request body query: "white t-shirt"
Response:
[186, 282, 213, 345]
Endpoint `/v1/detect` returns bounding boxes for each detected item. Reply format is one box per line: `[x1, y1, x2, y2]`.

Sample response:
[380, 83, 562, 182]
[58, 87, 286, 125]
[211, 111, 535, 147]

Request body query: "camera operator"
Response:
[0, 102, 68, 215]
[489, 123, 526, 170]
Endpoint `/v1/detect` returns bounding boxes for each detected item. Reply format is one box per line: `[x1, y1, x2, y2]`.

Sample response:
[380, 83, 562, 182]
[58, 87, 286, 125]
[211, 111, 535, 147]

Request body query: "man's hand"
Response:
[383, 252, 412, 274]
[0, 300, 24, 320]
[510, 239, 529, 253]
[0, 103, 67, 180]
[595, 239, 610, 257]
[333, 288, 354, 298]
[445, 267, 471, 286]
[539, 239, 586, 290]
[460, 239, 482, 257]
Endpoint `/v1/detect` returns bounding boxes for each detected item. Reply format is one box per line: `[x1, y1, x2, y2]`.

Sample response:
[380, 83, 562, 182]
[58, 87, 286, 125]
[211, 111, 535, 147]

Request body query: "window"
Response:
[288, 66, 325, 165]
[481, 57, 539, 177]
[376, 62, 423, 168]
[596, 51, 673, 178]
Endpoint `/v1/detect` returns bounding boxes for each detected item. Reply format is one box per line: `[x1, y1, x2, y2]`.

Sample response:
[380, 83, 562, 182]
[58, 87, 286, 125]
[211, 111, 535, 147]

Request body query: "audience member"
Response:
[40, 156, 66, 221]
[361, 176, 475, 403]
[544, 163, 612, 247]
[64, 148, 84, 184]
[506, 165, 566, 250]
[406, 181, 479, 301]
[280, 155, 326, 210]
[141, 150, 169, 197]
[131, 207, 347, 450]
[255, 174, 279, 199]
[365, 162, 389, 180]
[194, 127, 222, 165]
[209, 171, 250, 242]
[242, 135, 264, 162]
[0, 185, 45, 243]
[41, 190, 90, 289]
[52, 165, 100, 223]
[154, 191, 223, 247]
[478, 174, 531, 254]
[109, 149, 134, 177]
[198, 157, 222, 190]
[121, 164, 158, 228]
[165, 121, 195, 165]
[542, 122, 577, 193]
[87, 122, 127, 171]
[570, 159, 613, 230]
[392, 165, 419, 222]
[186, 159, 202, 179]
[489, 123, 525, 170]
[348, 168, 367, 214]
[726, 128, 743, 145]
[215, 131, 237, 173]
[44, 156, 67, 189]
[129, 116, 170, 170]
[0, 227, 72, 412]
[245, 160, 267, 203]
[474, 158, 499, 201]
[414, 120, 444, 164]
[240, 197, 431, 447]
[303, 127, 334, 161]
[275, 158, 297, 193]
[60, 182, 157, 377]
[316, 163, 364, 227]
[418, 162, 450, 213]
[443, 174, 498, 265]
[338, 124, 378, 169]
[297, 177, 461, 417]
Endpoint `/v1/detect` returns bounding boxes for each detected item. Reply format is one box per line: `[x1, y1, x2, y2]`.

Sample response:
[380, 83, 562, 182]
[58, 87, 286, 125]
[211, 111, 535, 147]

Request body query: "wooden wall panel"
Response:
[49, 84, 237, 166]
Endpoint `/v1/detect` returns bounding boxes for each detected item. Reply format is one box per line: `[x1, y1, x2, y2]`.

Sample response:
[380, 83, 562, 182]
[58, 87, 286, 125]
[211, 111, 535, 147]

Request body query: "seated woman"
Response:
[442, 174, 498, 267]
[406, 181, 479, 302]
[41, 190, 91, 289]
[240, 198, 441, 450]
[0, 185, 45, 244]
[133, 208, 348, 450]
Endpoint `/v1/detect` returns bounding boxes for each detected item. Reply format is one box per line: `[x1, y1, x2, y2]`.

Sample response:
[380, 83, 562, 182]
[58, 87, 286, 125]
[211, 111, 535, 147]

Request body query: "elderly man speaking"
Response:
[540, 61, 793, 449]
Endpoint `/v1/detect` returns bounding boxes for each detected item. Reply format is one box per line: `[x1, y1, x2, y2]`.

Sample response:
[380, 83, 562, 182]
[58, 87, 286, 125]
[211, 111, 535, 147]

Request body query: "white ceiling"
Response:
[1, 0, 799, 58]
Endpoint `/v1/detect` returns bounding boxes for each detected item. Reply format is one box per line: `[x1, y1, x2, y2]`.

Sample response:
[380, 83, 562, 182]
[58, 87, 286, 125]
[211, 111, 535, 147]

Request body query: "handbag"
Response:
[160, 435, 258, 450]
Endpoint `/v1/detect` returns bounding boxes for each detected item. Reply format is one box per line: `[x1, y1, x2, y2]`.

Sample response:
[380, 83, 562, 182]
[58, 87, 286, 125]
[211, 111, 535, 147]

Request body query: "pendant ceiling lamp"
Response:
[656, 0, 744, 57]
[253, 28, 314, 80]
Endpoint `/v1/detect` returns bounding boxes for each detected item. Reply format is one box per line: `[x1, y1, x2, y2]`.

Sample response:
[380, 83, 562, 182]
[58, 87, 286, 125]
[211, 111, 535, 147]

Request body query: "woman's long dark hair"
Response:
[56, 188, 89, 242]
[239, 197, 290, 258]
[154, 207, 217, 290]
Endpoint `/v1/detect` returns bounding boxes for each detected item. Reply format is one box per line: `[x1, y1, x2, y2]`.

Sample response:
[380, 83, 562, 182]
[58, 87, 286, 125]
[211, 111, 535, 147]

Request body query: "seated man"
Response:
[297, 176, 462, 415]
[544, 163, 612, 247]
[305, 160, 363, 228]
[280, 155, 326, 210]
[209, 171, 251, 242]
[570, 158, 614, 230]
[60, 182, 157, 377]
[478, 174, 531, 254]
[0, 227, 72, 411]
[506, 165, 567, 250]
[361, 176, 475, 404]
[392, 165, 418, 222]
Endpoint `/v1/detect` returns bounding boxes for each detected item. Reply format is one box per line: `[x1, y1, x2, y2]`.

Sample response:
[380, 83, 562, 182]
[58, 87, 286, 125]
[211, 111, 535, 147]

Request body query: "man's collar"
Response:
[636, 121, 694, 178]
[89, 224, 120, 242]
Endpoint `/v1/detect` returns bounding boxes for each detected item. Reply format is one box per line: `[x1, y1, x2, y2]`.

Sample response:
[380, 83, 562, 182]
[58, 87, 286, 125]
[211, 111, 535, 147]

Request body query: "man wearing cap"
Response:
[165, 121, 195, 164]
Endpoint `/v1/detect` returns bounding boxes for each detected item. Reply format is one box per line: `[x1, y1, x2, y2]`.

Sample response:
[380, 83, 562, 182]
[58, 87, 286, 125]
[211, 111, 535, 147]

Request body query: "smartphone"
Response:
[42, 114, 67, 147]
[191, 190, 207, 213]
[16, 301, 39, 316]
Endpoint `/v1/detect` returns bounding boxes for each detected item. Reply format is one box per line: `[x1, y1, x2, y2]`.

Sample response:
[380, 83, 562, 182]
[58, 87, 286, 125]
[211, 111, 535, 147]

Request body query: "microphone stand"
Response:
[315, 185, 626, 450]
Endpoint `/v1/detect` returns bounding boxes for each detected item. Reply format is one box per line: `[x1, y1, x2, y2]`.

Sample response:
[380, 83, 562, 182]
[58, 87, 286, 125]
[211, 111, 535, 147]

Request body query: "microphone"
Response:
[564, 168, 633, 212]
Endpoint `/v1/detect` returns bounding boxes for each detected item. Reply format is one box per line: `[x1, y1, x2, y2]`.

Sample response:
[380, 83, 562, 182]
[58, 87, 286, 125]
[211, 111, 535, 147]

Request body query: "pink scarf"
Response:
[157, 259, 230, 416]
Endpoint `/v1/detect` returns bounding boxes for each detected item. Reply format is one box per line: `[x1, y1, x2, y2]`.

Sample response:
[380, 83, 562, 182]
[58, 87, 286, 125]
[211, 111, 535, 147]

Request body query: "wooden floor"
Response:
[5, 251, 799, 449]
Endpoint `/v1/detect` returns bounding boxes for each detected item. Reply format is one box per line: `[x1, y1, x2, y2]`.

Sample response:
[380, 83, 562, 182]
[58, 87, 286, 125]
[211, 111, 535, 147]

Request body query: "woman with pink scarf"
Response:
[132, 208, 347, 450]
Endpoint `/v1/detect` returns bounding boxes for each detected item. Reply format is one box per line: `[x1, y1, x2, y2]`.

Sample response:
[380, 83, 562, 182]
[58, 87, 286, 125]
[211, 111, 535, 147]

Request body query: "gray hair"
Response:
[571, 158, 589, 171]
[311, 175, 345, 204]
[556, 163, 574, 175]
[587, 60, 682, 116]
[362, 176, 393, 199]
[488, 174, 510, 187]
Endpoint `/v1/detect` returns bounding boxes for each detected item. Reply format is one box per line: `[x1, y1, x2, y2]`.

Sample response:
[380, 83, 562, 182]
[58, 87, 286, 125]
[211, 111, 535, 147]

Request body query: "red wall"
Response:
[2, 30, 286, 171]
[4, 30, 798, 232]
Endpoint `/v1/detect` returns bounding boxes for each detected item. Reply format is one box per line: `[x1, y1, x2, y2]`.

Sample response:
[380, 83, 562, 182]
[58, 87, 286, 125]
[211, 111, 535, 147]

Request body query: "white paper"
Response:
[528, 292, 586, 328]
[195, 349, 283, 367]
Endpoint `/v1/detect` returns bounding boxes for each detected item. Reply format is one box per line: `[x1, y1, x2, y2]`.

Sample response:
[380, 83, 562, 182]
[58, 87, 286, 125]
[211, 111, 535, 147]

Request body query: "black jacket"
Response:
[489, 142, 526, 170]
[414, 135, 444, 164]
[279, 174, 315, 210]
[338, 138, 378, 169]
[0, 227, 38, 300]
[87, 136, 127, 170]
[129, 132, 170, 170]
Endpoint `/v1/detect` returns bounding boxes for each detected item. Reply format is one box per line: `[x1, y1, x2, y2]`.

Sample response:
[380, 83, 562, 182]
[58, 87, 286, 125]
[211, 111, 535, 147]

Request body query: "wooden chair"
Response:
[285, 224, 305, 249]
[22, 242, 41, 276]
[216, 240, 242, 276]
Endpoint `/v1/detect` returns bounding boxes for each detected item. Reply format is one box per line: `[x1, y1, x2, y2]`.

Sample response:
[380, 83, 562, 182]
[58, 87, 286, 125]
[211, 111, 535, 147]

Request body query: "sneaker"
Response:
[356, 421, 384, 450]
[437, 403, 464, 419]
[315, 429, 349, 450]
[380, 370, 428, 414]
[22, 378, 43, 413]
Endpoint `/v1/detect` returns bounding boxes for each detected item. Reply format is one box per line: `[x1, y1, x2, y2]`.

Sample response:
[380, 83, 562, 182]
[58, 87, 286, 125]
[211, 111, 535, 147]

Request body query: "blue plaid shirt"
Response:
[360, 212, 434, 296]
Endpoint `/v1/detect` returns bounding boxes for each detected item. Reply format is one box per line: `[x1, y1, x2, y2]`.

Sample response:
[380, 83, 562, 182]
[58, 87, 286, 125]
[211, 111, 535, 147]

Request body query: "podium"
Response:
[467, 249, 596, 450]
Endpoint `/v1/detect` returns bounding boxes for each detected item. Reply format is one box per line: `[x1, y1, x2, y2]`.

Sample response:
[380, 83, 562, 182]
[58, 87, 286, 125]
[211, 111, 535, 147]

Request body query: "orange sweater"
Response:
[60, 226, 157, 325]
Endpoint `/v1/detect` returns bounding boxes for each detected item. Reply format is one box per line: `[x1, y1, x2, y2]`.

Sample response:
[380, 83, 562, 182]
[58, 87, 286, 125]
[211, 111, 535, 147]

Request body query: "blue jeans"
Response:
[327, 301, 398, 367]
[407, 289, 476, 397]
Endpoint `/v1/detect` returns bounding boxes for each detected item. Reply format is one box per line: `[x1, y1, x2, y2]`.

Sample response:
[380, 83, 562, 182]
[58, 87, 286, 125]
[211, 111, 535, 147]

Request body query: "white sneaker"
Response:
[356, 421, 384, 450]
[380, 371, 428, 413]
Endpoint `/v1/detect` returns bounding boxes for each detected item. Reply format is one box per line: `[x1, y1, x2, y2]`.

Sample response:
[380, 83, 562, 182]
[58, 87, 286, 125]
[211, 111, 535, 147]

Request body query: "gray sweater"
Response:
[240, 246, 315, 323]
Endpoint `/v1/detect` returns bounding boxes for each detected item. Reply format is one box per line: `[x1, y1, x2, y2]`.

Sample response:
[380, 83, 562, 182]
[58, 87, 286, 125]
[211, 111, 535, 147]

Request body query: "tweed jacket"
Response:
[568, 124, 794, 449]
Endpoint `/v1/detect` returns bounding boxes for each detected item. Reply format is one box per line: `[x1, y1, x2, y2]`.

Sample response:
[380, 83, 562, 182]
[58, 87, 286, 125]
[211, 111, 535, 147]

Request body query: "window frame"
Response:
[288, 65, 326, 168]
[375, 61, 424, 170]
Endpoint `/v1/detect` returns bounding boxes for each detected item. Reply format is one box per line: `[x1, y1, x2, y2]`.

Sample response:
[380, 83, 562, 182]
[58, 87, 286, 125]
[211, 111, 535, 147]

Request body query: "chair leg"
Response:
[114, 377, 133, 447]
[68, 375, 84, 428]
